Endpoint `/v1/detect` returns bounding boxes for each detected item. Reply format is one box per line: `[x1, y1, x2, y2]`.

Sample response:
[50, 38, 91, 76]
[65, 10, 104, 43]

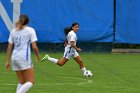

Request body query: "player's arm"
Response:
[6, 43, 13, 70]
[32, 42, 40, 61]
[70, 41, 81, 52]
[64, 36, 68, 47]
[30, 28, 40, 61]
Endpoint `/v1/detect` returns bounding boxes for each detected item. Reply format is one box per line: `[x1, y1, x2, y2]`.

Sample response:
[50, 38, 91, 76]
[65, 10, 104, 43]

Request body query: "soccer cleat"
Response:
[41, 54, 50, 62]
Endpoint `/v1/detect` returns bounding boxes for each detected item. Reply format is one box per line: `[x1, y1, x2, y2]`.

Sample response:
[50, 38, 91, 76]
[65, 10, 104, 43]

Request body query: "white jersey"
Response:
[65, 30, 77, 51]
[63, 30, 79, 59]
[8, 26, 37, 61]
[66, 30, 77, 47]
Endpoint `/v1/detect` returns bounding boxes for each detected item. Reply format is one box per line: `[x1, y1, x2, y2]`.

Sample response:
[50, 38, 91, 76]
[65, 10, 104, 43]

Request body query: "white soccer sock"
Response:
[81, 67, 87, 73]
[16, 83, 23, 93]
[48, 57, 58, 64]
[17, 82, 33, 93]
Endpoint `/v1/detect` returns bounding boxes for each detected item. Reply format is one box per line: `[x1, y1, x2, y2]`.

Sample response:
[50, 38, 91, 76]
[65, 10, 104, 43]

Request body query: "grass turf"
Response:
[0, 52, 140, 93]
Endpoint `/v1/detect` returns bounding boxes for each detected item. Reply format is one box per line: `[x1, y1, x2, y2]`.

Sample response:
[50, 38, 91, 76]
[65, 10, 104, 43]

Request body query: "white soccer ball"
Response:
[83, 70, 93, 77]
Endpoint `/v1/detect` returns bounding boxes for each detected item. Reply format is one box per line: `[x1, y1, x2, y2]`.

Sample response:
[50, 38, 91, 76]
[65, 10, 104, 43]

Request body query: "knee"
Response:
[58, 63, 64, 66]
[57, 61, 64, 66]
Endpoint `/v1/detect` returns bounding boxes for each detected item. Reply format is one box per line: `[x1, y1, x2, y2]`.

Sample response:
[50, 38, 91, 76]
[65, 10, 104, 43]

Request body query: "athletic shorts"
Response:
[63, 49, 79, 59]
[12, 60, 33, 71]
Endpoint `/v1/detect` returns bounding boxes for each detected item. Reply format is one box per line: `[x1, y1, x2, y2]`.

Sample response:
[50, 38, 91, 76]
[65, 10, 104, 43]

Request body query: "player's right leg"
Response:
[42, 54, 69, 65]
[41, 51, 70, 65]
[57, 57, 69, 66]
[41, 49, 71, 64]
[41, 54, 59, 63]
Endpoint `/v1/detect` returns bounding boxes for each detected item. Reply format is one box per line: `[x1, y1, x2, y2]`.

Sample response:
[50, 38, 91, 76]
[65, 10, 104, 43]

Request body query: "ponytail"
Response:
[16, 14, 29, 30]
[64, 27, 72, 36]
[64, 22, 79, 35]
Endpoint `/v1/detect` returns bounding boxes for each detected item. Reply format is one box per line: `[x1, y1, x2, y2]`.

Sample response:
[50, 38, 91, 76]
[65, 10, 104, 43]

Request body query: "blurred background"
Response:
[1, 1, 140, 93]
[1, 0, 140, 53]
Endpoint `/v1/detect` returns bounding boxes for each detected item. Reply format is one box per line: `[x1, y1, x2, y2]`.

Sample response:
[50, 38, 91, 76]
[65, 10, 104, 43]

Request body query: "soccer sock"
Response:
[17, 82, 33, 93]
[16, 83, 23, 93]
[48, 57, 58, 64]
[81, 67, 87, 73]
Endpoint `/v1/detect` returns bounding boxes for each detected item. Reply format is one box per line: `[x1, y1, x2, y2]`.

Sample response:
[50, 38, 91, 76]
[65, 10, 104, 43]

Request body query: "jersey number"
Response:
[15, 35, 21, 46]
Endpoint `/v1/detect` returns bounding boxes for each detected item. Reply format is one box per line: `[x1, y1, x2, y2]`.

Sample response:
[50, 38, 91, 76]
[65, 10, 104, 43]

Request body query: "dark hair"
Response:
[64, 22, 79, 35]
[16, 14, 29, 30]
[64, 27, 72, 36]
[71, 22, 79, 28]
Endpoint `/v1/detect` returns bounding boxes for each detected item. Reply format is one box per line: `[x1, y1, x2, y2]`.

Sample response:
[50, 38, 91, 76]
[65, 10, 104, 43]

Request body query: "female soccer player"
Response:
[41, 22, 93, 76]
[6, 14, 40, 93]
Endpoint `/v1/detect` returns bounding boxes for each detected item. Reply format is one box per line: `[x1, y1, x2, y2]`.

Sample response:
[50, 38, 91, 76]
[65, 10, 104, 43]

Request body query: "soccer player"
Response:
[5, 14, 40, 93]
[41, 22, 93, 76]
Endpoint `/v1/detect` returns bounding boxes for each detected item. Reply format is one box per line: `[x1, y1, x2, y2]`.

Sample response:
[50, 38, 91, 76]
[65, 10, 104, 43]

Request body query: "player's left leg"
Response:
[15, 71, 25, 93]
[74, 55, 84, 69]
[73, 52, 87, 73]
[73, 53, 93, 76]
[17, 68, 34, 93]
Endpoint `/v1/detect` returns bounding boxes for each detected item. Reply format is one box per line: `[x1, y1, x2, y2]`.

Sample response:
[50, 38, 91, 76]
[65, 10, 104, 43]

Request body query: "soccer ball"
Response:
[83, 70, 93, 77]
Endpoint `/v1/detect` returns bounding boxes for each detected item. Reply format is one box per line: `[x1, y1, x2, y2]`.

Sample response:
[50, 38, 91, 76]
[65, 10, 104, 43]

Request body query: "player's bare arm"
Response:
[6, 43, 13, 70]
[32, 41, 40, 61]
[70, 41, 81, 51]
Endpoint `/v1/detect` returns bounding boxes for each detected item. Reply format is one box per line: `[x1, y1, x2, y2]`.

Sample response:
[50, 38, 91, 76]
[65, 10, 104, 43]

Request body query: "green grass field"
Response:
[0, 52, 140, 93]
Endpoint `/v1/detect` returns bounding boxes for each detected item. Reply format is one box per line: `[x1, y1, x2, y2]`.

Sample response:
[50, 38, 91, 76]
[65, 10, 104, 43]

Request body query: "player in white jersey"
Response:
[41, 23, 93, 76]
[6, 15, 40, 93]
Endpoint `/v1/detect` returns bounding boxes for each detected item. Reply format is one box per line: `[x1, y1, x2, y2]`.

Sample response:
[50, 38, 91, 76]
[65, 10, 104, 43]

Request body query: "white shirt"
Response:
[65, 30, 77, 51]
[8, 26, 37, 61]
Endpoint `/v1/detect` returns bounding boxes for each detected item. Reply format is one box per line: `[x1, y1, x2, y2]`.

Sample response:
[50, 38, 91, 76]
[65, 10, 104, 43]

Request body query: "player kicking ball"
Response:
[41, 23, 93, 77]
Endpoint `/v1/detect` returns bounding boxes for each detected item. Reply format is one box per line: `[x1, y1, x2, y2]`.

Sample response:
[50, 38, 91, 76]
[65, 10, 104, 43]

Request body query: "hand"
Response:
[77, 48, 82, 52]
[5, 62, 10, 71]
